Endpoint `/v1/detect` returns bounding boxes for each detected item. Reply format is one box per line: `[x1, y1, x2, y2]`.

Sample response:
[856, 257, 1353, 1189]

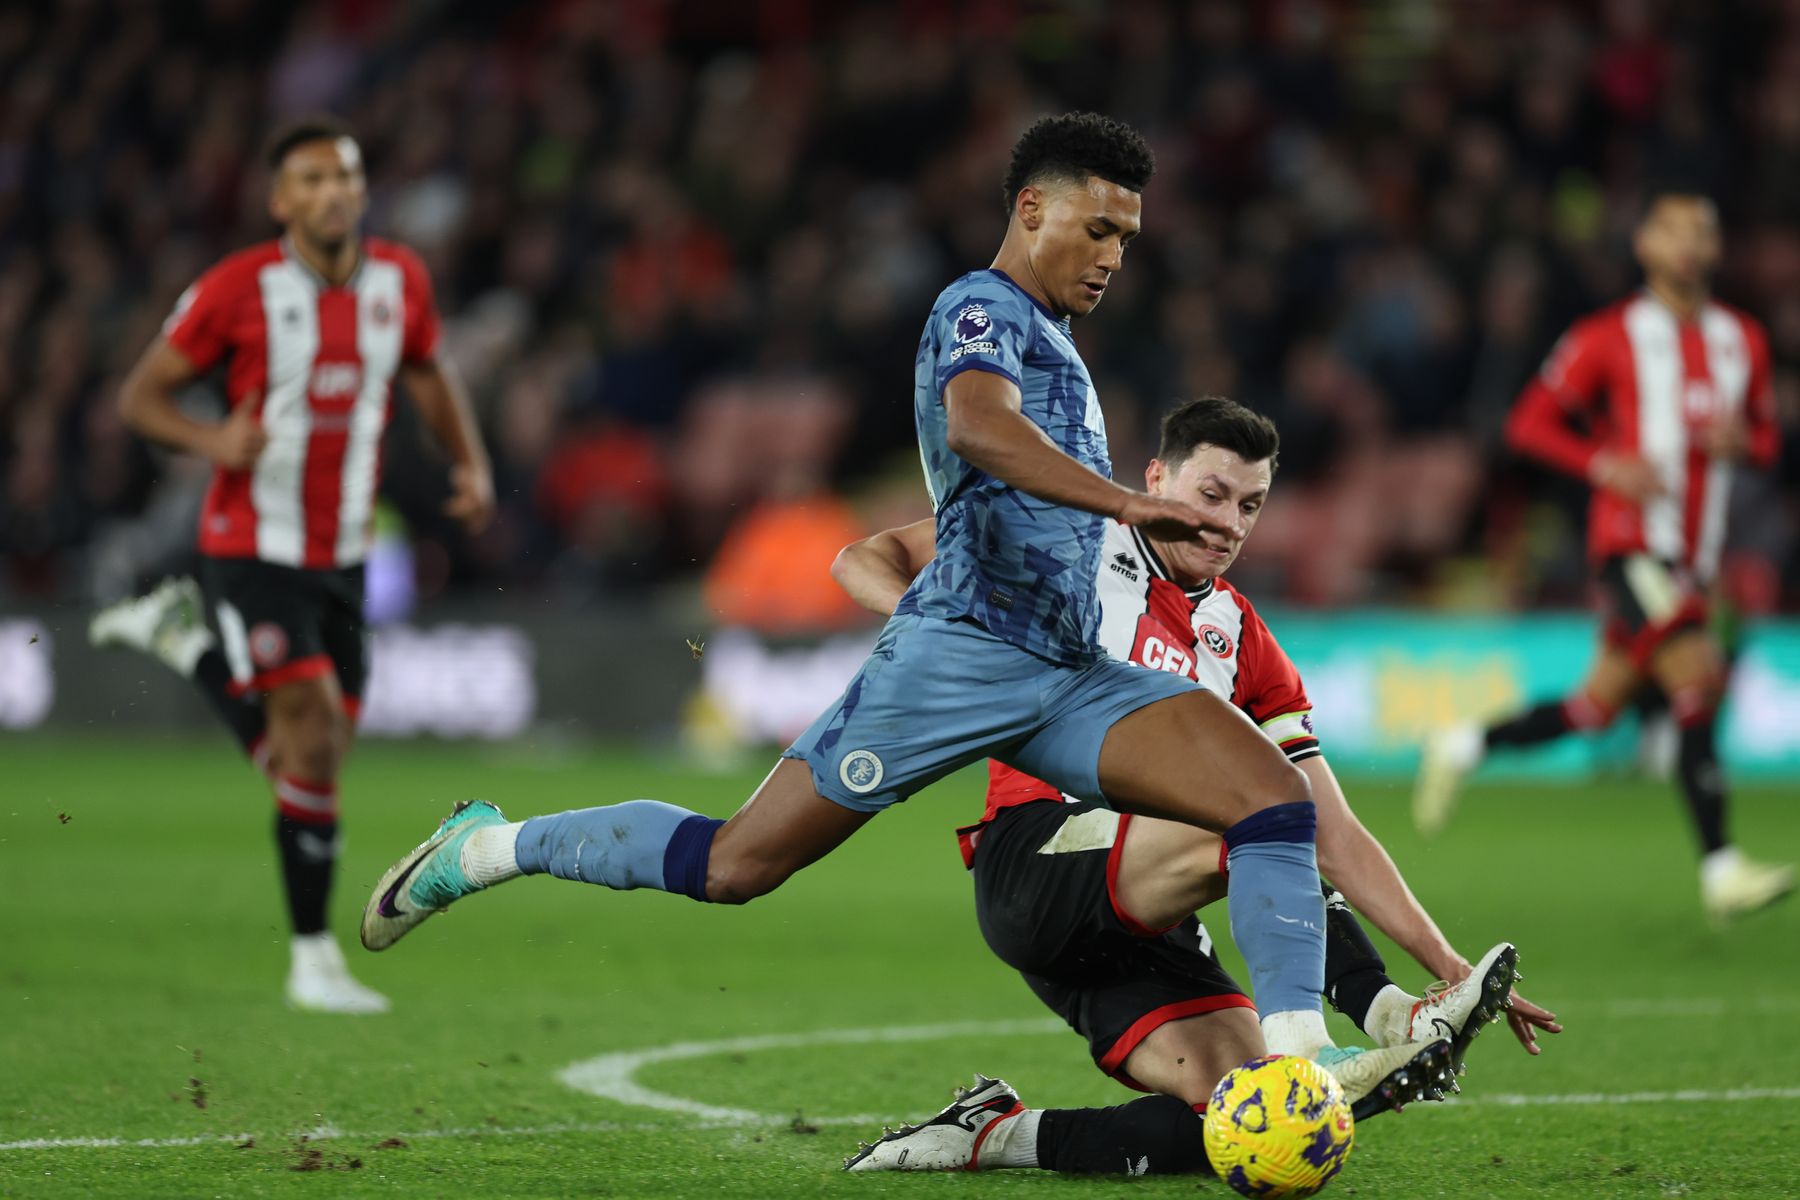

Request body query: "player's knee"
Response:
[287, 735, 340, 784]
[703, 855, 789, 905]
[1248, 759, 1311, 814]
[1669, 677, 1726, 729]
[1564, 689, 1622, 731]
[1172, 1077, 1219, 1109]
[277, 697, 347, 782]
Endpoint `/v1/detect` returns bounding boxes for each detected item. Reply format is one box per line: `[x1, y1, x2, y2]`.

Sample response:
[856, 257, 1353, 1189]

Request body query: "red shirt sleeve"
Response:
[1505, 318, 1612, 479]
[1743, 317, 1781, 470]
[397, 248, 442, 364]
[1229, 597, 1319, 762]
[162, 265, 241, 374]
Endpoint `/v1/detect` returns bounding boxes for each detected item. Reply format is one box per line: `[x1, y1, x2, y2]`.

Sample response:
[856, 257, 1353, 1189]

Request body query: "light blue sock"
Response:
[514, 800, 722, 899]
[1224, 802, 1326, 1018]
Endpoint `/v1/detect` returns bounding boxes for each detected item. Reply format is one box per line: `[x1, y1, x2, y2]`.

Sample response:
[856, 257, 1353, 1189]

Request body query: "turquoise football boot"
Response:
[361, 800, 508, 951]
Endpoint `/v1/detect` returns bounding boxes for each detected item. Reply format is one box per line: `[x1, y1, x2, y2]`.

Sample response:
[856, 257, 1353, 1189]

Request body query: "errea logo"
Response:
[1109, 552, 1141, 582]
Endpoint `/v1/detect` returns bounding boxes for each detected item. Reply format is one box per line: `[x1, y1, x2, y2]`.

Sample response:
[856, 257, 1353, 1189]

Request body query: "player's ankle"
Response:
[461, 822, 525, 887]
[1261, 1009, 1331, 1059]
[975, 1108, 1039, 1169]
[1364, 984, 1416, 1047]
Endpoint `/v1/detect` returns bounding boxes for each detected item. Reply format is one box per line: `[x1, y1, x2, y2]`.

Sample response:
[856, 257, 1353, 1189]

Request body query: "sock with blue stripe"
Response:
[513, 801, 724, 901]
[1222, 801, 1327, 1051]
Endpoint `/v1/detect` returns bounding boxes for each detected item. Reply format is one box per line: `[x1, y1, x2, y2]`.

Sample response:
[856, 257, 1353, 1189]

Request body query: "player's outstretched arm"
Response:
[1308, 754, 1562, 1051]
[832, 519, 936, 616]
[118, 339, 267, 470]
[1306, 755, 1465, 981]
[400, 356, 495, 534]
[943, 370, 1203, 540]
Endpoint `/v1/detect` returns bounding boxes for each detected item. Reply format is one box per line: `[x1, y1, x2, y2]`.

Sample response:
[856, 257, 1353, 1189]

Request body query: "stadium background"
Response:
[3, 5, 1800, 1198]
[1, 0, 1795, 771]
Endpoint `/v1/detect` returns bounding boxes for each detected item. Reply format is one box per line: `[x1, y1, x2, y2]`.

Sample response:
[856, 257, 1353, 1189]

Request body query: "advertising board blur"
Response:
[4, 607, 1797, 778]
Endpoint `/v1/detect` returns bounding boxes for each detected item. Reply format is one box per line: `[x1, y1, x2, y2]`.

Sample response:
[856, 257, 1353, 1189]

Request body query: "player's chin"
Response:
[1070, 287, 1106, 315]
[309, 215, 355, 245]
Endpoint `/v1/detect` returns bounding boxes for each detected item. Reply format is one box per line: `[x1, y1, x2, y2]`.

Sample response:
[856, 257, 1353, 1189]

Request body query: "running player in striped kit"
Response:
[89, 118, 494, 1011]
[1414, 190, 1792, 923]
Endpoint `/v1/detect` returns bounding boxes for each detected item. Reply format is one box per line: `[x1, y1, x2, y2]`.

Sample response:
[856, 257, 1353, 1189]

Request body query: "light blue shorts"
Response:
[783, 614, 1201, 813]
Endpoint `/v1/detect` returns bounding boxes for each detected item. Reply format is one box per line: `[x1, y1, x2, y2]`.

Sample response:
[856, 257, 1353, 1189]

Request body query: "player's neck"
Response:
[288, 232, 361, 288]
[1645, 277, 1707, 322]
[1144, 534, 1215, 592]
[991, 235, 1063, 319]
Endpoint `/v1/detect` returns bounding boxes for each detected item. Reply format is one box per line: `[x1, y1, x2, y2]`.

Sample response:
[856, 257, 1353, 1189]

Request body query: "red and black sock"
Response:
[1672, 700, 1728, 855]
[274, 777, 339, 936]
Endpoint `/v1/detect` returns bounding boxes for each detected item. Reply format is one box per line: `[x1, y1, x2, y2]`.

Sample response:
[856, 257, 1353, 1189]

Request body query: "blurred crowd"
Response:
[3, 0, 1798, 622]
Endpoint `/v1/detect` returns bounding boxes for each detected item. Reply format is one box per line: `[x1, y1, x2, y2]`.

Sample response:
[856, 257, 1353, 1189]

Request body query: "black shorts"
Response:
[1595, 555, 1710, 670]
[200, 556, 368, 709]
[970, 799, 1252, 1090]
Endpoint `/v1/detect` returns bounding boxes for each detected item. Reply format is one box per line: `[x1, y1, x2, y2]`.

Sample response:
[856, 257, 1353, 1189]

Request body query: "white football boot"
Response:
[1701, 849, 1796, 926]
[88, 576, 214, 677]
[1398, 942, 1520, 1073]
[844, 1075, 1026, 1172]
[1315, 1038, 1454, 1121]
[286, 932, 391, 1014]
[1413, 723, 1484, 838]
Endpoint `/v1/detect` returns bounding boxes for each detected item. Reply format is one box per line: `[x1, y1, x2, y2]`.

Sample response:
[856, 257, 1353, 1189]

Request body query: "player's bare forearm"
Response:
[118, 339, 222, 460]
[401, 357, 489, 473]
[402, 357, 495, 532]
[943, 371, 1138, 519]
[1304, 756, 1465, 981]
[832, 519, 936, 616]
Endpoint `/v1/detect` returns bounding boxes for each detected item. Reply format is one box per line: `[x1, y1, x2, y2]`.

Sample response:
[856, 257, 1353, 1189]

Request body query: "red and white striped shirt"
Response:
[1505, 291, 1779, 580]
[163, 236, 441, 569]
[976, 520, 1318, 831]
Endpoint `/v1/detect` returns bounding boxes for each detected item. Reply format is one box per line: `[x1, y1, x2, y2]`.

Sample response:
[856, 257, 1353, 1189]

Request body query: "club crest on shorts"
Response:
[249, 621, 289, 669]
[839, 749, 885, 795]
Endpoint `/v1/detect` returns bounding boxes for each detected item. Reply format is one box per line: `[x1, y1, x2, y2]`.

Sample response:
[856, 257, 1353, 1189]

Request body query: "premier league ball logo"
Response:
[954, 304, 993, 345]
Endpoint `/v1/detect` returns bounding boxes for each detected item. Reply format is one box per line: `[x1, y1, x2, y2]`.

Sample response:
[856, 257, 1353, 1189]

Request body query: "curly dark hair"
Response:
[1157, 395, 1280, 475]
[265, 115, 356, 170]
[1001, 112, 1155, 215]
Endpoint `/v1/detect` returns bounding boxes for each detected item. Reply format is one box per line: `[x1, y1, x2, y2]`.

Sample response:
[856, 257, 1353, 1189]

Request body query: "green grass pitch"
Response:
[2, 735, 1797, 1198]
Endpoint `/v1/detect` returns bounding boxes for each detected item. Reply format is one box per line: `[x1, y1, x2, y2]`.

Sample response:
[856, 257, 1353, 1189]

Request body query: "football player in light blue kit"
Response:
[362, 114, 1342, 1063]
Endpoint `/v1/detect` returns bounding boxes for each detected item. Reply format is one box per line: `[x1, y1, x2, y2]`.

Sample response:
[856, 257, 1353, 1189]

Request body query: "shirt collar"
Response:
[1131, 525, 1215, 601]
[282, 235, 364, 290]
[985, 267, 1071, 328]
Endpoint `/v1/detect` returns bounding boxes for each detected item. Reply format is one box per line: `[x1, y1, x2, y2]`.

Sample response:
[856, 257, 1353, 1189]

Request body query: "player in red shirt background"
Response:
[89, 118, 494, 1012]
[1414, 191, 1791, 924]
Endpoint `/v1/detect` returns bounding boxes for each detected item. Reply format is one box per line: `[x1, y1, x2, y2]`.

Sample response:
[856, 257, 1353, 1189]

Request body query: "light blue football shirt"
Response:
[897, 268, 1111, 666]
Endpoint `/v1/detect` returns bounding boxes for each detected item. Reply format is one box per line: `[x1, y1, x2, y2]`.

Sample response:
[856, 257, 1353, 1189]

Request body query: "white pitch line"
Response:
[0, 1120, 672, 1153]
[556, 1017, 1800, 1125]
[11, 1006, 1800, 1154]
[557, 1017, 1066, 1123]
